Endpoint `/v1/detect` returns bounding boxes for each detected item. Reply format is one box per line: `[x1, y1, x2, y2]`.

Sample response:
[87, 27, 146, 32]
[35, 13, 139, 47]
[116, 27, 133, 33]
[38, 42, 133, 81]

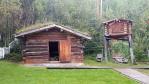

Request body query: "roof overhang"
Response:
[103, 18, 133, 25]
[15, 24, 91, 40]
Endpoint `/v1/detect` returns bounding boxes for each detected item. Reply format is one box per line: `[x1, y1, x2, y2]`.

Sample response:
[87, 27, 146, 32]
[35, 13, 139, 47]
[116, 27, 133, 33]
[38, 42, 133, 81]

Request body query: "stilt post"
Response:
[104, 36, 108, 62]
[128, 35, 135, 64]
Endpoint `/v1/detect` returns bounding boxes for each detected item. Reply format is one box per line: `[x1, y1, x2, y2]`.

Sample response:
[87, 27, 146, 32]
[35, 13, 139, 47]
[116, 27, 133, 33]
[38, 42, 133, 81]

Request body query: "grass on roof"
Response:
[16, 22, 90, 36]
[0, 61, 138, 84]
[16, 22, 54, 34]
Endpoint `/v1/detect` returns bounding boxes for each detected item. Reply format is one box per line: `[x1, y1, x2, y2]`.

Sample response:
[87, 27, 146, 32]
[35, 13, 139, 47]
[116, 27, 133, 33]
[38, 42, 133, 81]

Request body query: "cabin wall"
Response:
[22, 28, 84, 64]
[70, 36, 84, 63]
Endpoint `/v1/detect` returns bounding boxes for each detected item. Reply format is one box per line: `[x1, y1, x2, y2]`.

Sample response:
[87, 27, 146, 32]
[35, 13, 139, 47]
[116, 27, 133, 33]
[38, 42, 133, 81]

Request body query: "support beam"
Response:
[128, 35, 135, 64]
[104, 36, 108, 62]
[100, 0, 103, 19]
[147, 50, 149, 58]
[107, 39, 112, 60]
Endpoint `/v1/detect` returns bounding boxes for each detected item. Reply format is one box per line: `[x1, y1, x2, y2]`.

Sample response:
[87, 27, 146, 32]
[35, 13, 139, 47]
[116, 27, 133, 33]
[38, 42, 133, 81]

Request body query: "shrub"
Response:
[4, 42, 22, 62]
[4, 52, 22, 62]
[135, 49, 148, 61]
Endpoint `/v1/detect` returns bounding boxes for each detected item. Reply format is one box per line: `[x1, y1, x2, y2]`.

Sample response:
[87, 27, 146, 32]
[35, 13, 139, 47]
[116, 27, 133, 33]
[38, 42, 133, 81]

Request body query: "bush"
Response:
[3, 41, 22, 62]
[135, 49, 148, 61]
[84, 41, 103, 55]
[4, 52, 22, 62]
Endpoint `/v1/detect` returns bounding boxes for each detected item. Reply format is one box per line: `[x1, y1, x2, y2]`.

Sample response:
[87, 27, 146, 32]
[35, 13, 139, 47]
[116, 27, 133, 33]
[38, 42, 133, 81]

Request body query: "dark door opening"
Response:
[49, 41, 59, 61]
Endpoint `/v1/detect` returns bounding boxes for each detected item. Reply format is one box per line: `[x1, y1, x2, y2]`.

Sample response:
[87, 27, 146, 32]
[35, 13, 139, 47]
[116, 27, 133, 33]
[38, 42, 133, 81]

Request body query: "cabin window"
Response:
[49, 41, 59, 61]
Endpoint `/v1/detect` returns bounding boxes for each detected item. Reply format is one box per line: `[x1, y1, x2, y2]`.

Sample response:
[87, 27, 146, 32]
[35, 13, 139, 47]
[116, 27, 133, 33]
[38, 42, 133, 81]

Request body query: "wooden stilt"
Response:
[107, 39, 112, 60]
[128, 35, 135, 64]
[104, 36, 108, 62]
[147, 50, 149, 58]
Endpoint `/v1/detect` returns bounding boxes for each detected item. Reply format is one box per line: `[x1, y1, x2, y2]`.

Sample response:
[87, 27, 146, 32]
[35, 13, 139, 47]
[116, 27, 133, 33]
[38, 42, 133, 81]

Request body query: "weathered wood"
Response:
[71, 45, 84, 48]
[104, 19, 132, 38]
[24, 48, 48, 52]
[104, 36, 108, 62]
[26, 45, 48, 48]
[71, 52, 82, 55]
[25, 51, 49, 56]
[103, 19, 135, 64]
[26, 56, 49, 59]
[60, 40, 71, 62]
[128, 35, 135, 64]
[26, 42, 47, 45]
[20, 28, 85, 64]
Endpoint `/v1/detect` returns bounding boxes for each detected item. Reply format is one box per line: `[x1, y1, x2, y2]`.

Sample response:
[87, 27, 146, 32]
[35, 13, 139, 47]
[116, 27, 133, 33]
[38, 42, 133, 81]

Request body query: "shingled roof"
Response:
[15, 23, 91, 40]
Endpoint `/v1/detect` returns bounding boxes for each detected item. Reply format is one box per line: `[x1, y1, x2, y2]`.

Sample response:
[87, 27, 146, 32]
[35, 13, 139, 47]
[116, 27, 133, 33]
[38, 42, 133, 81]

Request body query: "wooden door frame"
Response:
[48, 40, 60, 62]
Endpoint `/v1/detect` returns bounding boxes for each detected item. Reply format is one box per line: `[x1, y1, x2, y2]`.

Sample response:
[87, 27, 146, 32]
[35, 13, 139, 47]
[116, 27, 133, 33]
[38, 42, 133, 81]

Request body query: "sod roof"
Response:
[15, 22, 91, 40]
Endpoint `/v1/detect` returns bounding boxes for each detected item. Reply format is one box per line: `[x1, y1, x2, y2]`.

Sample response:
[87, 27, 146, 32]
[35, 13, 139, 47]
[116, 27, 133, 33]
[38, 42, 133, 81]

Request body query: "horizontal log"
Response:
[25, 51, 49, 56]
[25, 59, 50, 63]
[71, 47, 82, 50]
[26, 40, 47, 43]
[27, 34, 67, 40]
[23, 48, 48, 52]
[26, 55, 48, 57]
[25, 45, 48, 48]
[26, 56, 49, 59]
[26, 42, 47, 45]
[26, 45, 47, 47]
[71, 45, 84, 48]
[71, 52, 83, 55]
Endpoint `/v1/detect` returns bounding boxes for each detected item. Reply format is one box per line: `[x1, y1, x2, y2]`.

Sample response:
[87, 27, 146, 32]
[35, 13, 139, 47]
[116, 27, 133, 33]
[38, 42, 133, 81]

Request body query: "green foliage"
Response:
[134, 49, 148, 61]
[84, 40, 103, 54]
[4, 52, 22, 62]
[112, 41, 129, 57]
[4, 42, 22, 62]
[0, 0, 21, 46]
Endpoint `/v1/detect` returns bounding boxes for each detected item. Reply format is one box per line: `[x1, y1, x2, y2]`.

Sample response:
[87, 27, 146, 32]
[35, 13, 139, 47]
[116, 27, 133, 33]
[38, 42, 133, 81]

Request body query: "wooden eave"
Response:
[103, 18, 132, 26]
[15, 24, 91, 40]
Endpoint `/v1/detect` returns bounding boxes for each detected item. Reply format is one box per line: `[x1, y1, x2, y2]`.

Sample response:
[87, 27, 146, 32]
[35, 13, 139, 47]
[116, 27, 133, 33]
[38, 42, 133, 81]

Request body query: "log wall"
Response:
[105, 21, 131, 36]
[22, 28, 84, 64]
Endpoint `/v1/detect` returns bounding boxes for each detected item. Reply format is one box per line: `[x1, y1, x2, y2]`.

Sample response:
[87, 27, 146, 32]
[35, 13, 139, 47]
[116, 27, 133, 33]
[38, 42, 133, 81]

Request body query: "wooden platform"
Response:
[24, 63, 111, 69]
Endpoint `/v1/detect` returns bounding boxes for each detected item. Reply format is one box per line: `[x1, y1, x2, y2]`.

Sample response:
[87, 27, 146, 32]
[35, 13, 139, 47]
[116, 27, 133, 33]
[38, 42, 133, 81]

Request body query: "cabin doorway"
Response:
[49, 41, 59, 61]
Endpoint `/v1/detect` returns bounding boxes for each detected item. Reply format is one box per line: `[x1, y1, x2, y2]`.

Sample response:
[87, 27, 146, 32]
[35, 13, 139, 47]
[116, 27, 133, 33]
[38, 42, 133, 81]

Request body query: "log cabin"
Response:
[15, 24, 91, 64]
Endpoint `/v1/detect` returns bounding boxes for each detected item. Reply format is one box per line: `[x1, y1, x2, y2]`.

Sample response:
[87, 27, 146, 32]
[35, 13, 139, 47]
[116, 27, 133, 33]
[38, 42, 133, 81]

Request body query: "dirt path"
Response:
[115, 68, 149, 84]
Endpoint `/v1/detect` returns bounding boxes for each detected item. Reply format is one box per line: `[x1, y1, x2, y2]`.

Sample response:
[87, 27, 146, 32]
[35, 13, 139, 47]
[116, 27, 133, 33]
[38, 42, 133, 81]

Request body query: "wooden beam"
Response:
[100, 0, 103, 19]
[147, 50, 149, 58]
[104, 36, 108, 62]
[128, 35, 135, 64]
[96, 0, 100, 20]
[107, 39, 112, 60]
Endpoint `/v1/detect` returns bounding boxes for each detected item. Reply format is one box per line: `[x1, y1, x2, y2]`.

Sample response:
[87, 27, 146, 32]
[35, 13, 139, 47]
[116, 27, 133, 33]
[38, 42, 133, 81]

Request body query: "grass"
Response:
[137, 69, 149, 76]
[84, 54, 149, 68]
[16, 22, 54, 33]
[0, 61, 138, 84]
